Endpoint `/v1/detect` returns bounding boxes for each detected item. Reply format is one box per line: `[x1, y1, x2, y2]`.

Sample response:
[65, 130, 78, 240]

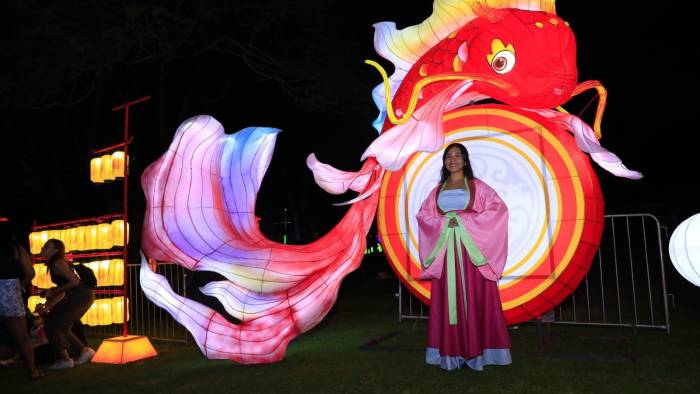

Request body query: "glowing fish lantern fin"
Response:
[141, 116, 279, 270]
[305, 153, 373, 194]
[140, 116, 378, 363]
[528, 108, 643, 179]
[363, 80, 474, 171]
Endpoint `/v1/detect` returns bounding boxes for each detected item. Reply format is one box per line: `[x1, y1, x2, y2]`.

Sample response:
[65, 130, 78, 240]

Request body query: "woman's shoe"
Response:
[49, 358, 74, 369]
[30, 370, 47, 380]
[75, 348, 95, 365]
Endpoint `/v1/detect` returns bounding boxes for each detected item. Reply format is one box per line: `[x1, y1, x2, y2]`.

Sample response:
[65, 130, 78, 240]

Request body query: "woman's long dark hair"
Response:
[45, 239, 66, 272]
[440, 143, 474, 183]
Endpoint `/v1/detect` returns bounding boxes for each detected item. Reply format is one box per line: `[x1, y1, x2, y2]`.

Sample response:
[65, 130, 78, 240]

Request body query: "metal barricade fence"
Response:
[397, 213, 671, 333]
[83, 214, 670, 340]
[84, 262, 190, 342]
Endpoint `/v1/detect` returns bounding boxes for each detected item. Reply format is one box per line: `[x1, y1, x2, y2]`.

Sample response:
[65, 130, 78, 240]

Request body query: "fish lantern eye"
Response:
[490, 50, 516, 74]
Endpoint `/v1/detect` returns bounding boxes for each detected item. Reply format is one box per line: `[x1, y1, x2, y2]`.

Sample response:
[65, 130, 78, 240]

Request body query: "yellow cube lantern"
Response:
[39, 231, 50, 252]
[111, 220, 129, 246]
[27, 296, 43, 314]
[29, 230, 51, 255]
[84, 260, 111, 286]
[81, 301, 98, 326]
[47, 229, 63, 243]
[112, 296, 129, 324]
[85, 225, 99, 251]
[75, 226, 87, 251]
[64, 227, 79, 252]
[99, 298, 114, 326]
[80, 259, 123, 287]
[97, 223, 113, 250]
[97, 260, 111, 285]
[90, 157, 103, 183]
[84, 261, 102, 286]
[109, 259, 125, 286]
[62, 231, 72, 253]
[100, 154, 114, 182]
[40, 231, 49, 246]
[112, 151, 126, 179]
[29, 232, 43, 254]
[81, 299, 111, 326]
[80, 297, 128, 326]
[31, 264, 55, 289]
[80, 225, 90, 251]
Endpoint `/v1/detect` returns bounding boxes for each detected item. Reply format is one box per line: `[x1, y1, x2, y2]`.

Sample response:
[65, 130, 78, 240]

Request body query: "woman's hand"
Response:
[35, 303, 49, 316]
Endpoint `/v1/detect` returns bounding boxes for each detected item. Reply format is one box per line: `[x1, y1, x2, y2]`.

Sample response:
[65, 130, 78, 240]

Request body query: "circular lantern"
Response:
[669, 213, 700, 286]
[378, 104, 604, 324]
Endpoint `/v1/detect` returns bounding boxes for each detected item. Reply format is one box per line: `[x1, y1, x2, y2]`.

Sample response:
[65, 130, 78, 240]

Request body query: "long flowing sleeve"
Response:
[457, 179, 509, 281]
[417, 187, 448, 280]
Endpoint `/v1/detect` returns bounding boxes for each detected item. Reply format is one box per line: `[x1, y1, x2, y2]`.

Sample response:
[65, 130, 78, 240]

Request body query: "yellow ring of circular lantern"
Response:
[377, 104, 604, 324]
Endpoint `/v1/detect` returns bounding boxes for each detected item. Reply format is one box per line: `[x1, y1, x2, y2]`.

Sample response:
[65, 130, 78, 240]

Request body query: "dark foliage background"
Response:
[1, 1, 696, 251]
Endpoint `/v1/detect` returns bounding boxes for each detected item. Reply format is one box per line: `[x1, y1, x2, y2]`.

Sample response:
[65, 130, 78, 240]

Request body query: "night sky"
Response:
[1, 1, 697, 247]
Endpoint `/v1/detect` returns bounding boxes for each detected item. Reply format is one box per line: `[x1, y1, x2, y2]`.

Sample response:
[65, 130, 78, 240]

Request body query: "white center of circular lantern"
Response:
[399, 127, 559, 286]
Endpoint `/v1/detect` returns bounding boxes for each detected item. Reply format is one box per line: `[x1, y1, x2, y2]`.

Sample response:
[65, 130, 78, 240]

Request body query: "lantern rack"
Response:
[29, 213, 130, 327]
[28, 96, 149, 336]
[29, 96, 156, 363]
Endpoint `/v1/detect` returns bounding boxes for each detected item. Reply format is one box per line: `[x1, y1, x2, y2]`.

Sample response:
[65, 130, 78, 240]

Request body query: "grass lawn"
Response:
[3, 268, 699, 393]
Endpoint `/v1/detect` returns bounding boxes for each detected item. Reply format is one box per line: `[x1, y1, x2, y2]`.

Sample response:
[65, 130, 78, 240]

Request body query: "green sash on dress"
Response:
[422, 212, 487, 325]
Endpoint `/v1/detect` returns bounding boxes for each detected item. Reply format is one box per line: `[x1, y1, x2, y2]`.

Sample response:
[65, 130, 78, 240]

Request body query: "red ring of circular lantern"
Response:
[377, 104, 604, 324]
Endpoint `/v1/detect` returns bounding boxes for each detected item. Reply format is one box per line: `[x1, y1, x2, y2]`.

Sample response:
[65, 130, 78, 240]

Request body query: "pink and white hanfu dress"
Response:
[417, 177, 511, 371]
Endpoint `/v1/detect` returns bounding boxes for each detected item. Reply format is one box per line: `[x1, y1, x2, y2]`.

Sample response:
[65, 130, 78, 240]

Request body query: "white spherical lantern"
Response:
[669, 213, 700, 287]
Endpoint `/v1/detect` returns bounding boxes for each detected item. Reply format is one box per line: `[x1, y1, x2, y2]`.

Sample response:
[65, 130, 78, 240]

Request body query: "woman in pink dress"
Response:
[417, 143, 511, 371]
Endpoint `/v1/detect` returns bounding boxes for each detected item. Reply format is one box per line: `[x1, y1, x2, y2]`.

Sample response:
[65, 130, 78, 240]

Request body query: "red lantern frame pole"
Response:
[111, 95, 150, 337]
[31, 213, 122, 230]
[89, 95, 157, 364]
[91, 136, 135, 155]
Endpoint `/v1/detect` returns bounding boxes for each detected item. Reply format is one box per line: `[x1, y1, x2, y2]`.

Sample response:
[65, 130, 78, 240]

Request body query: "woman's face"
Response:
[444, 146, 465, 174]
[40, 241, 57, 259]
